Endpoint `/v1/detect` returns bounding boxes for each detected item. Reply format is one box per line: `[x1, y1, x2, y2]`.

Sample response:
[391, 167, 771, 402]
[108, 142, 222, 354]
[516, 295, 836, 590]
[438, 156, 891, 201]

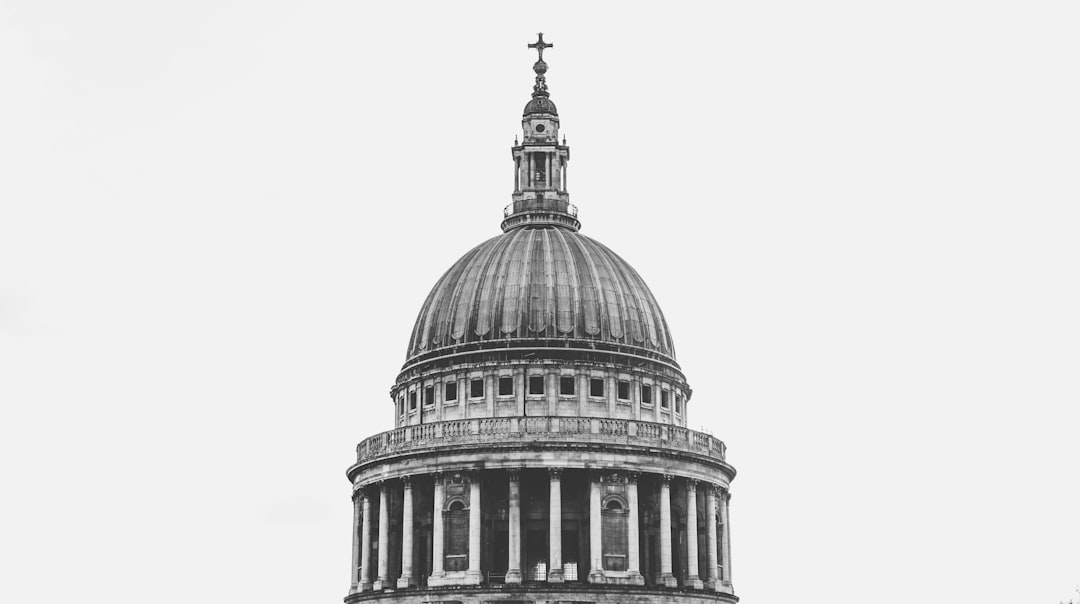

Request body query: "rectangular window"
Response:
[445, 382, 458, 402]
[661, 389, 670, 409]
[528, 375, 544, 395]
[409, 391, 417, 410]
[499, 376, 514, 396]
[675, 394, 683, 414]
[617, 380, 630, 401]
[424, 386, 434, 406]
[590, 378, 605, 398]
[470, 378, 484, 399]
[560, 376, 575, 396]
[641, 385, 653, 405]
[397, 396, 404, 416]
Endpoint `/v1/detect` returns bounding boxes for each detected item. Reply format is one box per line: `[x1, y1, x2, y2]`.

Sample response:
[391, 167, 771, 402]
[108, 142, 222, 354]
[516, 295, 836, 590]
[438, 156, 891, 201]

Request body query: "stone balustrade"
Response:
[355, 416, 726, 464]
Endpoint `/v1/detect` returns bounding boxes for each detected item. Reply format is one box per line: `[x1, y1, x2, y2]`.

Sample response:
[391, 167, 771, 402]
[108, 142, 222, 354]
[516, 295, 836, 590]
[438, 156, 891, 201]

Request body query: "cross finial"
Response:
[528, 33, 552, 61]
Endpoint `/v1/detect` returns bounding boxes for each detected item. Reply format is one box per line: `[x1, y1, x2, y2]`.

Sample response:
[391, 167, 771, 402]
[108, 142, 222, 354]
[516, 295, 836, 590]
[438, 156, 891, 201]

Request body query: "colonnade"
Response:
[348, 470, 732, 593]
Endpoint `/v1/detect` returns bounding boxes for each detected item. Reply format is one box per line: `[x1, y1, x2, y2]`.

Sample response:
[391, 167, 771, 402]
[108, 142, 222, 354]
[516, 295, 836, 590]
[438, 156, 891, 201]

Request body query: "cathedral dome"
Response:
[406, 226, 677, 366]
[523, 96, 557, 115]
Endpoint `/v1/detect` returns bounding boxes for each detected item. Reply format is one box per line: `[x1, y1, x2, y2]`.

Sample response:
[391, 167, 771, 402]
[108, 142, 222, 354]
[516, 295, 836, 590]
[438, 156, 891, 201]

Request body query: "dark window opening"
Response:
[532, 152, 547, 185]
[675, 394, 683, 414]
[661, 389, 670, 409]
[424, 386, 434, 406]
[641, 385, 653, 405]
[617, 380, 630, 401]
[445, 382, 457, 402]
[470, 379, 484, 399]
[606, 499, 623, 511]
[409, 391, 417, 410]
[560, 376, 575, 396]
[529, 375, 544, 395]
[499, 376, 514, 396]
[397, 396, 404, 416]
[590, 378, 604, 398]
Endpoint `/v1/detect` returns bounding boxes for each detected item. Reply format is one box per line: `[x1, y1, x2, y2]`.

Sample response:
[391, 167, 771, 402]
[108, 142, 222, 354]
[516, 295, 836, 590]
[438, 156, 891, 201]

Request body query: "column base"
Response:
[348, 584, 359, 595]
[547, 568, 564, 583]
[661, 573, 679, 588]
[426, 572, 445, 587]
[372, 578, 389, 591]
[705, 578, 718, 591]
[504, 569, 522, 584]
[718, 581, 735, 594]
[358, 581, 373, 592]
[686, 575, 704, 589]
[627, 570, 645, 586]
[464, 570, 483, 585]
[396, 575, 414, 589]
[588, 568, 605, 583]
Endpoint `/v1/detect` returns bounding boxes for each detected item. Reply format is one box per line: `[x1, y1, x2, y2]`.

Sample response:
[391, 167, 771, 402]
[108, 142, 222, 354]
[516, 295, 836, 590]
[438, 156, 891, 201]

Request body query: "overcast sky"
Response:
[2, 2, 1079, 603]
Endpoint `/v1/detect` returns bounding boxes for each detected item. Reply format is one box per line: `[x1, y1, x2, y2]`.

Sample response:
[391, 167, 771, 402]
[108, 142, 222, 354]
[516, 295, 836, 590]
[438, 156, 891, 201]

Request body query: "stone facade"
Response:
[343, 35, 737, 604]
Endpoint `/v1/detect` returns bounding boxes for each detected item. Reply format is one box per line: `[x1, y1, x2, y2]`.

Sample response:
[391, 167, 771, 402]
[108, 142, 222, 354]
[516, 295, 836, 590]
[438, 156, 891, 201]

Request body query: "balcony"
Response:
[355, 416, 726, 464]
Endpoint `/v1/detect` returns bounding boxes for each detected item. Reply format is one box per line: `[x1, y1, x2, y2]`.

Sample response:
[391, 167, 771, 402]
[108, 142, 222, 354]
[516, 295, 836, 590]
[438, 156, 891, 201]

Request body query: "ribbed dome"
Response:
[406, 227, 676, 364]
[523, 97, 557, 115]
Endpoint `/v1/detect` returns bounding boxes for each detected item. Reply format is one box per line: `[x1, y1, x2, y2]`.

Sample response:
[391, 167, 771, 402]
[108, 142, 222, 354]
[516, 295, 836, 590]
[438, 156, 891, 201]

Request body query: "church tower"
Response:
[344, 35, 738, 604]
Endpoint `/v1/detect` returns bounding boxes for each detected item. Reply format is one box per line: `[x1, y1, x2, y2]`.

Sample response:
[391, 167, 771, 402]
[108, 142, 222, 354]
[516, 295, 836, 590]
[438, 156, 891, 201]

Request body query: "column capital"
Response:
[627, 471, 640, 484]
[352, 489, 364, 503]
[548, 467, 563, 479]
[686, 478, 699, 492]
[506, 468, 521, 482]
[661, 473, 674, 485]
[401, 475, 412, 489]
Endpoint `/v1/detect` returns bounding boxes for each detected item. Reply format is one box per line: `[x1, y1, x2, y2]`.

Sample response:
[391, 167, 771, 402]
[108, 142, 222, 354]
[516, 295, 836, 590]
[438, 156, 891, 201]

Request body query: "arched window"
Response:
[445, 499, 469, 571]
[601, 496, 628, 571]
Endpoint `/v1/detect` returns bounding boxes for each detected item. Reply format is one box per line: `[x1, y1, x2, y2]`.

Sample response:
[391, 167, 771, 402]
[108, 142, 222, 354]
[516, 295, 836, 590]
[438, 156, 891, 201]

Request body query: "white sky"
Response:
[2, 2, 1078, 603]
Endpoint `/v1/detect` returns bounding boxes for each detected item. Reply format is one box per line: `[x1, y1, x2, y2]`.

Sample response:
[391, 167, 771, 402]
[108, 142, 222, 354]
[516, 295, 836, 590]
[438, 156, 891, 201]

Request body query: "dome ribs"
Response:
[405, 228, 678, 363]
[550, 227, 578, 335]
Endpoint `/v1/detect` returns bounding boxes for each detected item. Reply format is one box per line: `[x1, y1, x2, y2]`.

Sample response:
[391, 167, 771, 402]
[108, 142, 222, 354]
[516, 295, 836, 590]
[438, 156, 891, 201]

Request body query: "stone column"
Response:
[588, 472, 604, 583]
[360, 490, 374, 591]
[506, 469, 523, 583]
[397, 476, 415, 588]
[374, 482, 390, 590]
[465, 473, 482, 584]
[659, 475, 677, 587]
[429, 474, 445, 585]
[705, 484, 720, 590]
[350, 491, 362, 593]
[547, 468, 564, 582]
[685, 480, 703, 588]
[626, 473, 644, 584]
[719, 489, 732, 590]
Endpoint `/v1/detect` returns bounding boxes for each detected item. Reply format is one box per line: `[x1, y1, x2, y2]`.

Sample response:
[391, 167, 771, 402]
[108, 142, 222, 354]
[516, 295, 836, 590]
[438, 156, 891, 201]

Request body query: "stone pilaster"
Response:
[685, 479, 703, 588]
[505, 469, 523, 584]
[547, 467, 564, 582]
[659, 474, 678, 587]
[397, 476, 415, 588]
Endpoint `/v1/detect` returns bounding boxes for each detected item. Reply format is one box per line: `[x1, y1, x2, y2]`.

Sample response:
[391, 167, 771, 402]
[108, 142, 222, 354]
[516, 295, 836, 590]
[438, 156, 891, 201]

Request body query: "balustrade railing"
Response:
[355, 416, 726, 464]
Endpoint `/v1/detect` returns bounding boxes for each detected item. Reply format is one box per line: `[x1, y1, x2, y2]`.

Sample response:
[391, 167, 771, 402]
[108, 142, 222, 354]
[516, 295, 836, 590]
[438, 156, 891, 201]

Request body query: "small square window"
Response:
[529, 375, 544, 395]
[617, 380, 630, 401]
[641, 385, 653, 405]
[560, 376, 575, 396]
[470, 379, 484, 399]
[661, 389, 670, 409]
[424, 386, 434, 406]
[445, 382, 457, 402]
[590, 378, 604, 398]
[499, 376, 514, 396]
[409, 391, 417, 410]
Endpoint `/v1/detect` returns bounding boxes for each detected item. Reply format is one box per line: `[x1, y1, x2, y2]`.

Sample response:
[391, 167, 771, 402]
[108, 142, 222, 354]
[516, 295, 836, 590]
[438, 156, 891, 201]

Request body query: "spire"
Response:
[502, 34, 578, 233]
